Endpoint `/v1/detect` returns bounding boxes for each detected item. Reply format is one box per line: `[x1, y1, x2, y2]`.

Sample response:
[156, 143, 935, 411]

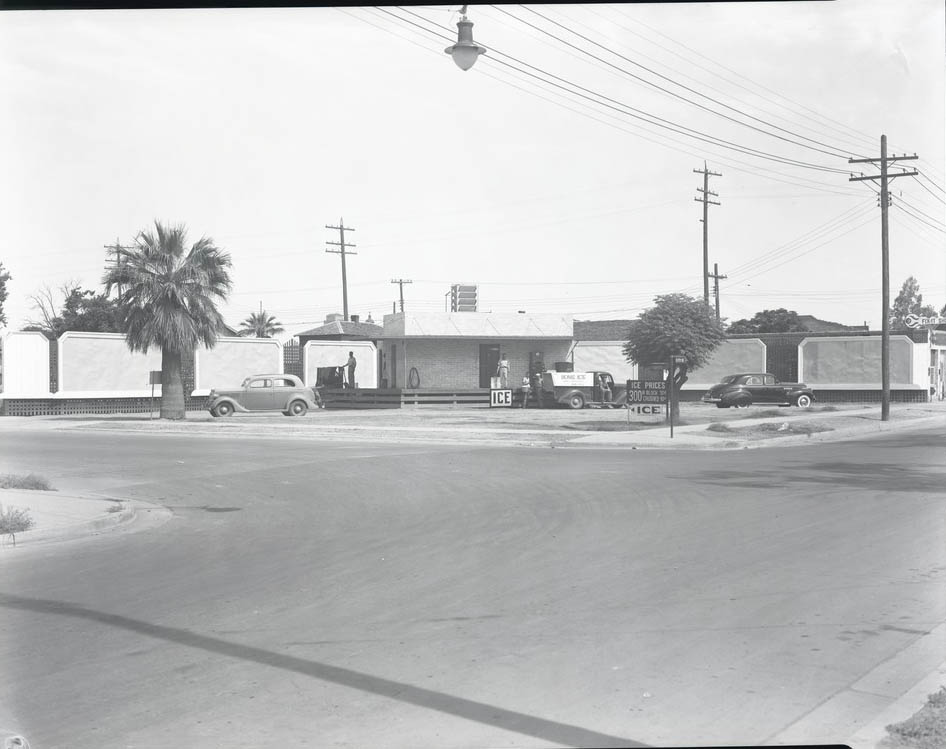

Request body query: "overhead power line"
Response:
[506, 4, 857, 160]
[383, 6, 852, 175]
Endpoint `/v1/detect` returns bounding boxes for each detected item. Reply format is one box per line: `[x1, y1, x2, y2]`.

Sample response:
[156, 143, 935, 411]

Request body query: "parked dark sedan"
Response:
[207, 374, 321, 417]
[701, 373, 815, 409]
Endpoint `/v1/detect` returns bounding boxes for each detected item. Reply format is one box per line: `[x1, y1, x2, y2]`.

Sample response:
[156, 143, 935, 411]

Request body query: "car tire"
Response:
[288, 400, 308, 417]
[733, 399, 751, 409]
[567, 393, 585, 410]
[214, 402, 233, 417]
[795, 394, 812, 408]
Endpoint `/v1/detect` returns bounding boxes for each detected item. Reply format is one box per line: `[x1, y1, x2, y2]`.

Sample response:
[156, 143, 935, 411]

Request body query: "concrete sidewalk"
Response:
[0, 489, 135, 549]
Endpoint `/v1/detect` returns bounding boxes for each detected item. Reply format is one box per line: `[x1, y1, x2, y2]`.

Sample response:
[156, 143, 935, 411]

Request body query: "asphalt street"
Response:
[0, 425, 944, 748]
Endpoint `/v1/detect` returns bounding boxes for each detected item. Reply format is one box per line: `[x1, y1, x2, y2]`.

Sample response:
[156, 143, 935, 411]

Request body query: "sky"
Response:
[1, 1, 943, 341]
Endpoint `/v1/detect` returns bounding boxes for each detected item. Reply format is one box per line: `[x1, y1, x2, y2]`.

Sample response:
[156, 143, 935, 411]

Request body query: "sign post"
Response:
[668, 355, 687, 439]
[148, 370, 162, 420]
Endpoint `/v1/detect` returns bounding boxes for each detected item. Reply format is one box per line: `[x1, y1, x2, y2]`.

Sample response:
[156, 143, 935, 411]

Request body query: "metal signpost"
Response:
[668, 355, 688, 439]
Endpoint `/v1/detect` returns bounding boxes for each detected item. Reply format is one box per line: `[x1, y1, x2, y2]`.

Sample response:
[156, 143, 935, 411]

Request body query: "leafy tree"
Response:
[103, 220, 232, 420]
[24, 284, 121, 337]
[238, 310, 284, 338]
[0, 263, 10, 328]
[889, 276, 936, 328]
[623, 293, 726, 418]
[57, 288, 122, 334]
[727, 308, 809, 334]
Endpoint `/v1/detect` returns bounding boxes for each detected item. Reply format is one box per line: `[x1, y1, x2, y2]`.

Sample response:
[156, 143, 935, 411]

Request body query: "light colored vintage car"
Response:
[207, 374, 320, 417]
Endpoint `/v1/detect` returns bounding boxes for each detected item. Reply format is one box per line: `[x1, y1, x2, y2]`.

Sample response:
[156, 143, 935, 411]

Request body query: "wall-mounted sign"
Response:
[897, 314, 946, 328]
[490, 389, 512, 407]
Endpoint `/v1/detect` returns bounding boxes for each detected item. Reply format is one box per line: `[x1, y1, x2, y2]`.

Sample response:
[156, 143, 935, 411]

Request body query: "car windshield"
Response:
[719, 375, 742, 385]
[241, 377, 251, 387]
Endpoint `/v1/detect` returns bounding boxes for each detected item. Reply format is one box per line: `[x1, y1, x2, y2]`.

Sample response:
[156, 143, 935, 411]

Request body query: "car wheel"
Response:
[795, 394, 812, 408]
[214, 402, 233, 417]
[567, 393, 585, 410]
[288, 400, 308, 417]
[733, 399, 751, 409]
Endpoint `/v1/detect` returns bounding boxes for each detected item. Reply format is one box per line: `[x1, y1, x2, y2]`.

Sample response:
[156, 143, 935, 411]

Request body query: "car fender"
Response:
[554, 388, 584, 405]
[208, 396, 249, 413]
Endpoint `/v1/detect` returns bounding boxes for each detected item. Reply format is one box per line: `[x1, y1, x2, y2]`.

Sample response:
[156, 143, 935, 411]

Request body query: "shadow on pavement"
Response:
[0, 592, 645, 748]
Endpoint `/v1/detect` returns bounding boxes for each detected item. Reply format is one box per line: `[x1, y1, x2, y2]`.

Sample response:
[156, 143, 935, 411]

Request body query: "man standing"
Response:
[496, 353, 509, 388]
[346, 351, 357, 389]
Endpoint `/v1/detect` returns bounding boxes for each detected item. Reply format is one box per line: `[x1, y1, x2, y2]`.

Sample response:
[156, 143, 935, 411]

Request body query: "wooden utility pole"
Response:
[849, 136, 918, 421]
[694, 163, 721, 307]
[390, 278, 413, 312]
[103, 238, 135, 297]
[708, 263, 727, 322]
[325, 219, 357, 321]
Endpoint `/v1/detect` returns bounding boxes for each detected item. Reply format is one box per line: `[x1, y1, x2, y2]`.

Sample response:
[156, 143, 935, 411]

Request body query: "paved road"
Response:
[0, 426, 943, 748]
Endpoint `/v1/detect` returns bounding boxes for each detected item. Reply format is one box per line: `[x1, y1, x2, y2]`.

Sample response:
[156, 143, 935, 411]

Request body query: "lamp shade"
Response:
[444, 18, 486, 71]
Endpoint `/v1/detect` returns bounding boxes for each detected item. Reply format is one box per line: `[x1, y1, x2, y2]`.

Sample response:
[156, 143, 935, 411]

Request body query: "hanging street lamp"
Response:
[444, 5, 486, 71]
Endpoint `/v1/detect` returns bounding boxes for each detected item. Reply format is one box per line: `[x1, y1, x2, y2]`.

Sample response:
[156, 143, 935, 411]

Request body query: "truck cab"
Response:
[538, 370, 626, 409]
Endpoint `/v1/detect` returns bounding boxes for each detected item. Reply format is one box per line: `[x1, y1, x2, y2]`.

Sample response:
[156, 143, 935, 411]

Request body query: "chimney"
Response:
[325, 313, 344, 323]
[351, 314, 360, 323]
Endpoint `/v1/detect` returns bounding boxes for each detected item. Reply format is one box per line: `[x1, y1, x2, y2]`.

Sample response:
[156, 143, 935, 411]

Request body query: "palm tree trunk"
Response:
[160, 348, 186, 420]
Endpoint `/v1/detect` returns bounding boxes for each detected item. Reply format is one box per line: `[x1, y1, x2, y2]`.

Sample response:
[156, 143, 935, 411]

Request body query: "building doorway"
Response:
[479, 344, 501, 388]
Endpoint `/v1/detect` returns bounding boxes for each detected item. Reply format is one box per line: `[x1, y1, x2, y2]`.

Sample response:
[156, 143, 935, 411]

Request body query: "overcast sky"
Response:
[1, 1, 943, 339]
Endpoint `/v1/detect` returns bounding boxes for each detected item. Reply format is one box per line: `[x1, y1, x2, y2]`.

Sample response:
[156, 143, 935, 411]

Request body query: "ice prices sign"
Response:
[625, 380, 668, 404]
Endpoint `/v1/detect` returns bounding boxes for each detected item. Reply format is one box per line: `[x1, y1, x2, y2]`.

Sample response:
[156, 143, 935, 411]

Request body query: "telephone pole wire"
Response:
[390, 278, 413, 312]
[694, 163, 722, 307]
[849, 135, 918, 421]
[325, 218, 357, 321]
[708, 263, 727, 322]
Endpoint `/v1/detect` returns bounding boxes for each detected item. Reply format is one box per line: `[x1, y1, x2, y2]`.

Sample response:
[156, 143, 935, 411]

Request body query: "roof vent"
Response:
[351, 314, 360, 323]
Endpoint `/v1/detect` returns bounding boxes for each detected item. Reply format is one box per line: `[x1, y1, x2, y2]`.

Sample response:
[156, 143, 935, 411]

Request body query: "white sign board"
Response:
[625, 404, 664, 422]
[490, 389, 513, 407]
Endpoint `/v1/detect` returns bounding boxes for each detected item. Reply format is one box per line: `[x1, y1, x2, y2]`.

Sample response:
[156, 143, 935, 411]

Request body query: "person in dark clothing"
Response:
[346, 351, 357, 389]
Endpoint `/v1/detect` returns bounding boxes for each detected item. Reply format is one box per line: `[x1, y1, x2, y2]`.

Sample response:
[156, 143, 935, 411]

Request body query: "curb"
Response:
[767, 623, 946, 747]
[0, 497, 136, 549]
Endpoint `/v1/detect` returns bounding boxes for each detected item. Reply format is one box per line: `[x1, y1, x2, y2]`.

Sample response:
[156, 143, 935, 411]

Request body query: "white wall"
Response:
[58, 331, 162, 397]
[572, 342, 638, 382]
[686, 339, 767, 388]
[193, 337, 282, 395]
[0, 330, 51, 396]
[303, 341, 378, 388]
[799, 335, 921, 388]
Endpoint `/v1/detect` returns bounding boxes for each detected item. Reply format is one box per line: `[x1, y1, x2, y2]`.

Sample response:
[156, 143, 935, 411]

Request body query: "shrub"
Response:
[0, 473, 54, 491]
[0, 504, 35, 545]
[706, 422, 732, 432]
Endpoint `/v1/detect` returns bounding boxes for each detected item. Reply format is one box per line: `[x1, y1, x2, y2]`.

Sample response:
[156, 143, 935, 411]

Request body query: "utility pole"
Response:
[849, 136, 918, 422]
[390, 278, 413, 312]
[325, 219, 357, 321]
[103, 238, 135, 298]
[708, 263, 727, 322]
[694, 163, 722, 307]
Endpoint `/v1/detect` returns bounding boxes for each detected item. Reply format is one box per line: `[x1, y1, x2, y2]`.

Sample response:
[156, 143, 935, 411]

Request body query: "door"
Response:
[243, 377, 274, 410]
[479, 344, 501, 388]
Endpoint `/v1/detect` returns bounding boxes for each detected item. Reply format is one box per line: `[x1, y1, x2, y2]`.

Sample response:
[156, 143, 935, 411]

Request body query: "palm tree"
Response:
[103, 220, 232, 420]
[238, 310, 285, 338]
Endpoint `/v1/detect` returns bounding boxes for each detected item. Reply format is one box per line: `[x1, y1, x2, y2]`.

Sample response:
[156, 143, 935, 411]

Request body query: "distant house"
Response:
[296, 313, 383, 347]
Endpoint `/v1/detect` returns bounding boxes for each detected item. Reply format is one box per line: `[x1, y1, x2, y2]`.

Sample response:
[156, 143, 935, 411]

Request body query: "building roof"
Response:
[381, 312, 573, 339]
[795, 315, 869, 333]
[574, 319, 635, 341]
[297, 320, 383, 339]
